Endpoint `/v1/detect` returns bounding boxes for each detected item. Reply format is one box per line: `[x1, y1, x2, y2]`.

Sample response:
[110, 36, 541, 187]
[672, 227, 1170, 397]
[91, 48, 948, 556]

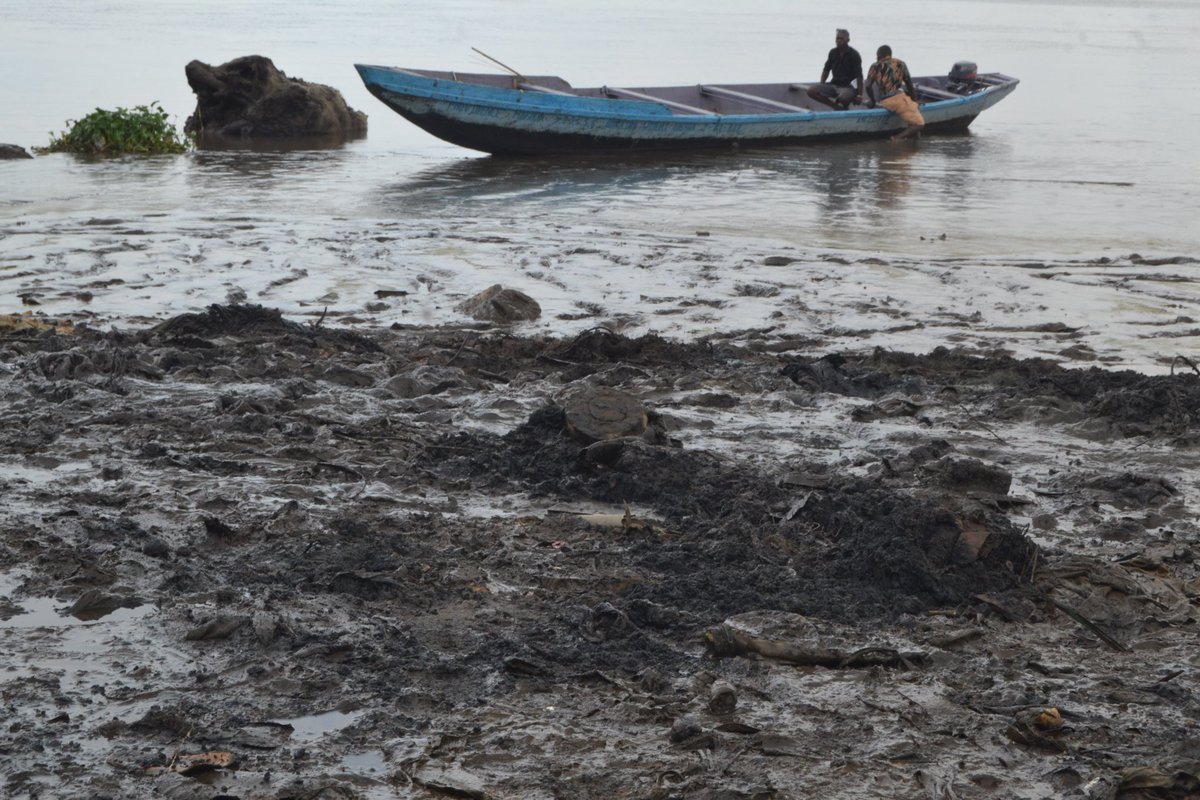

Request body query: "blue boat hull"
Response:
[355, 64, 1019, 156]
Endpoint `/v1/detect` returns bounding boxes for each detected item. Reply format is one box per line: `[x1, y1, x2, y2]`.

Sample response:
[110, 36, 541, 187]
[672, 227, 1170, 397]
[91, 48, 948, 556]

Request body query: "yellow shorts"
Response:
[880, 93, 925, 126]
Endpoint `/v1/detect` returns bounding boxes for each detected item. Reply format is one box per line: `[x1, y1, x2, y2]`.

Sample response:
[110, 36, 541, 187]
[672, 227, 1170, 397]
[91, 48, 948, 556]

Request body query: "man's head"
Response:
[836, 29, 850, 47]
[877, 45, 892, 60]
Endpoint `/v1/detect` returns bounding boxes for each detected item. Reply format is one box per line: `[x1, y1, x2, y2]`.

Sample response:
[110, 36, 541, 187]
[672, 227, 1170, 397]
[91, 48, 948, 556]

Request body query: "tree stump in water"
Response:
[563, 387, 647, 444]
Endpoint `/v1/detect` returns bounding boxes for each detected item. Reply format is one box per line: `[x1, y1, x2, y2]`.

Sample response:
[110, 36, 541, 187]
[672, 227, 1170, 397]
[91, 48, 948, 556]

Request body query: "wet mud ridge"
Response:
[1, 305, 1198, 799]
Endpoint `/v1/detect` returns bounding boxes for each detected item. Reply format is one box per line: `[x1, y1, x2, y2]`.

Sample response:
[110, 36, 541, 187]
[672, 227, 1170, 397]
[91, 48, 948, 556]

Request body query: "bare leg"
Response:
[890, 124, 924, 141]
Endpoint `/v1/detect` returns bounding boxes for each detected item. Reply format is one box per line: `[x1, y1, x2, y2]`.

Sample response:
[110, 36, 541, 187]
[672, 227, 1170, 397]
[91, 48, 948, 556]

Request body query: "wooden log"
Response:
[704, 624, 928, 668]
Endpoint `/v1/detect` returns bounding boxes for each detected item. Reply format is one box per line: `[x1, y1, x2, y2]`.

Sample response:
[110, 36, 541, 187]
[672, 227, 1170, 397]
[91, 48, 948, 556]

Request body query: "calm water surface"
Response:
[1, 0, 1198, 262]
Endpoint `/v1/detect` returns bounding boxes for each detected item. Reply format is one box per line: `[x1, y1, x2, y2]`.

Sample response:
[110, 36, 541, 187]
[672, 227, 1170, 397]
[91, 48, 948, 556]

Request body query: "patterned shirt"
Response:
[867, 57, 911, 98]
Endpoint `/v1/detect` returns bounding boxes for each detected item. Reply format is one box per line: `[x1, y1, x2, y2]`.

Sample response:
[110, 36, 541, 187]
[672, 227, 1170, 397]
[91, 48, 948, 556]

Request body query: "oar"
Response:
[471, 47, 525, 80]
[470, 47, 575, 96]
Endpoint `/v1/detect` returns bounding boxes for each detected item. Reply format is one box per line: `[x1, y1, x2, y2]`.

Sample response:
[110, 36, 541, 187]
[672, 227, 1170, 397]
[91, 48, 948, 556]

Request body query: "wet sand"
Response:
[4, 212, 1200, 376]
[2, 303, 1198, 799]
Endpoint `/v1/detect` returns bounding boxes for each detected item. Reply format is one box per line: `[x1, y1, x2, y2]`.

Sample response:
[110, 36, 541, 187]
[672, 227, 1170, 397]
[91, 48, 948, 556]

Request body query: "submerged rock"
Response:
[67, 589, 125, 620]
[456, 284, 541, 323]
[0, 143, 33, 159]
[184, 55, 367, 141]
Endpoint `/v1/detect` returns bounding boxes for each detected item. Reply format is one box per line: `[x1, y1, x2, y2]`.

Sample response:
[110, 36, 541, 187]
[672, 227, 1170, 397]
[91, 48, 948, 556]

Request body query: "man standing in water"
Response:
[865, 45, 925, 140]
[807, 29, 863, 110]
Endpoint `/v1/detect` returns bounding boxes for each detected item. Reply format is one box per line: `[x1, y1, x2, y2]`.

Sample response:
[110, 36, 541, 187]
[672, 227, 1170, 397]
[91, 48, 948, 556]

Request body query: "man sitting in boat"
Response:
[806, 29, 863, 110]
[864, 45, 926, 141]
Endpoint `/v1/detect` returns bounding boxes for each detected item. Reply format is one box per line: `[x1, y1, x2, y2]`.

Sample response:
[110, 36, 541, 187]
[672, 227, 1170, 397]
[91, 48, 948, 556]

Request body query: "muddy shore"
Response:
[1, 304, 1198, 799]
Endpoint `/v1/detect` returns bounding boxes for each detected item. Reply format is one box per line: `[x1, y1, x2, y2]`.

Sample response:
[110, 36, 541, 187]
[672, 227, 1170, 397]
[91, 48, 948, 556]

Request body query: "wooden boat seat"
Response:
[602, 86, 717, 116]
[515, 80, 576, 97]
[699, 85, 808, 113]
[915, 85, 961, 101]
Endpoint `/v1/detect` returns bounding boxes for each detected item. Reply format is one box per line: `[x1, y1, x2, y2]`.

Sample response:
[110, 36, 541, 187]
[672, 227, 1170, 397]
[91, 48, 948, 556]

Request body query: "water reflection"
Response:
[189, 146, 355, 176]
[378, 149, 733, 206]
[798, 144, 875, 223]
[275, 708, 367, 741]
[8, 125, 1076, 259]
[185, 145, 360, 201]
[375, 138, 989, 239]
[194, 132, 366, 152]
[876, 146, 917, 208]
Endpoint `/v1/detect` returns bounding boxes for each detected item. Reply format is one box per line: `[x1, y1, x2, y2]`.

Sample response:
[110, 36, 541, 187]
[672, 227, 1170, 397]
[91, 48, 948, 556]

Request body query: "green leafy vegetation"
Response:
[42, 103, 191, 155]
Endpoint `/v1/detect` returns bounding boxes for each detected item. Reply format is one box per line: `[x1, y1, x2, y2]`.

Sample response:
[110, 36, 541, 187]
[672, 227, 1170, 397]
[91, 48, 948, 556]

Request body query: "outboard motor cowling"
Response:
[949, 61, 978, 82]
[948, 61, 980, 93]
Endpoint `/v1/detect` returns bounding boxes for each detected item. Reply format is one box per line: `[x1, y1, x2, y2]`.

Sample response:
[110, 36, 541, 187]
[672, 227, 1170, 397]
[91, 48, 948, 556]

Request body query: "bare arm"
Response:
[902, 62, 917, 100]
[864, 77, 878, 108]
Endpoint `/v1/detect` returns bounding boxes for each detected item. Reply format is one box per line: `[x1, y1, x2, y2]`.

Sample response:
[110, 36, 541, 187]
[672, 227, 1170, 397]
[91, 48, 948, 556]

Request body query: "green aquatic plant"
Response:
[42, 103, 192, 155]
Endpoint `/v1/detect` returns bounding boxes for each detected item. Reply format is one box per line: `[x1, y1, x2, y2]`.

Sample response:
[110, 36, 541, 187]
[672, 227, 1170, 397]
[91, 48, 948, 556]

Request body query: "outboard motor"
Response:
[948, 61, 980, 93]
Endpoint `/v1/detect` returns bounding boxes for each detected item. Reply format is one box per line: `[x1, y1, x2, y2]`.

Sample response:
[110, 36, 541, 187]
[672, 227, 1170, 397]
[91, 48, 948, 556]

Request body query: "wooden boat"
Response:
[354, 62, 1018, 156]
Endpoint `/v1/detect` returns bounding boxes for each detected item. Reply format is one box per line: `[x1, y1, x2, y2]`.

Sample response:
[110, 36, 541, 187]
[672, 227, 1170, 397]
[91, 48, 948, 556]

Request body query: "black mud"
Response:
[1, 305, 1197, 799]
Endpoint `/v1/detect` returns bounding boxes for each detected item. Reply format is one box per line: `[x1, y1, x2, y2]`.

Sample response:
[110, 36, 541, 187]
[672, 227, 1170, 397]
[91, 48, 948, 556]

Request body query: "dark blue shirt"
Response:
[823, 46, 863, 87]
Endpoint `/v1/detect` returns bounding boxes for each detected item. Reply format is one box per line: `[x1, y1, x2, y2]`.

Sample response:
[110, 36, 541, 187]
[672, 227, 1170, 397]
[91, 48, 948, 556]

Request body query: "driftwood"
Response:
[145, 751, 237, 776]
[704, 624, 928, 668]
[1052, 600, 1129, 652]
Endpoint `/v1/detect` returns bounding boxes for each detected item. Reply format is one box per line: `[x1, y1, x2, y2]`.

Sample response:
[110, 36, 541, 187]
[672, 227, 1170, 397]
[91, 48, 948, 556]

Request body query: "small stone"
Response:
[142, 537, 170, 558]
[669, 715, 703, 743]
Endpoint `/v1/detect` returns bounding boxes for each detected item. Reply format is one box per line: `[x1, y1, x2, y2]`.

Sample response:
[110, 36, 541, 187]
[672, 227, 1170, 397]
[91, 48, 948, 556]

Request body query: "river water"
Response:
[2, 0, 1199, 369]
